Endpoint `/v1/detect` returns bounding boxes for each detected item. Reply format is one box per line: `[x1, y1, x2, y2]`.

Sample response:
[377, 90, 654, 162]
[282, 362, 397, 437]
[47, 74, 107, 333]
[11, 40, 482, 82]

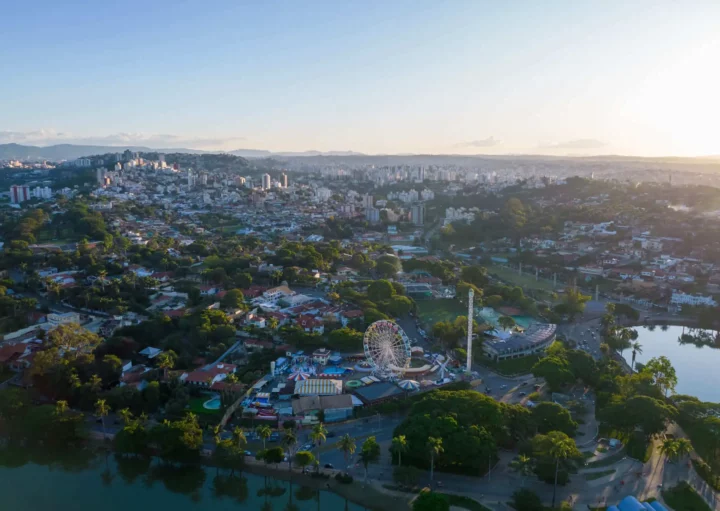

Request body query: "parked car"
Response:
[324, 463, 334, 469]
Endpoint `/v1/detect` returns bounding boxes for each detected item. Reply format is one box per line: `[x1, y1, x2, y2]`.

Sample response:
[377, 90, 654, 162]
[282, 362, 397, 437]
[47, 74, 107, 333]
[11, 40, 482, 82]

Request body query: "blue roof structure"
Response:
[618, 496, 646, 511]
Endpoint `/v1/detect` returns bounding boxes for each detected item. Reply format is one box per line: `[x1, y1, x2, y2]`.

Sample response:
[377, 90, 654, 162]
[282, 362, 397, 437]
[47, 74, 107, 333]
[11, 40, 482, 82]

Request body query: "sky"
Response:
[2, 0, 719, 156]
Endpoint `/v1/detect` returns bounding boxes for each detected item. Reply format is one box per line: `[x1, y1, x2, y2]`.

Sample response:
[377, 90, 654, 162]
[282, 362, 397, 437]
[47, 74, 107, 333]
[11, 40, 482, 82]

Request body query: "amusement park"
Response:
[236, 318, 468, 425]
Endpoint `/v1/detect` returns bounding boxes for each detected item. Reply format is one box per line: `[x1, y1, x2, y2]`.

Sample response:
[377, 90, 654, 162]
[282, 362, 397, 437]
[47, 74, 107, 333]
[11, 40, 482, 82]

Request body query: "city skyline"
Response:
[3, 1, 719, 157]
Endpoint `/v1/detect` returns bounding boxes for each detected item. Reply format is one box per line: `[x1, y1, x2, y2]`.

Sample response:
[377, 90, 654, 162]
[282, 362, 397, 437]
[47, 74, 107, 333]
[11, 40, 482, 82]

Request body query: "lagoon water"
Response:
[622, 325, 720, 403]
[0, 452, 367, 511]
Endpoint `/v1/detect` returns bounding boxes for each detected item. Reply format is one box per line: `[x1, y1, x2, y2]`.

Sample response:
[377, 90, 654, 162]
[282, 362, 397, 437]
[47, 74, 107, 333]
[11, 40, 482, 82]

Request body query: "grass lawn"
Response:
[416, 299, 466, 326]
[439, 493, 492, 511]
[662, 482, 711, 511]
[477, 354, 540, 376]
[486, 264, 557, 292]
[584, 469, 616, 480]
[187, 397, 221, 416]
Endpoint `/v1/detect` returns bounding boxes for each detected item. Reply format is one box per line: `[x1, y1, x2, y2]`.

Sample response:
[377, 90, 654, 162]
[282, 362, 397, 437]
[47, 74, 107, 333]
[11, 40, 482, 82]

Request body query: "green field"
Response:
[487, 264, 557, 292]
[416, 299, 466, 326]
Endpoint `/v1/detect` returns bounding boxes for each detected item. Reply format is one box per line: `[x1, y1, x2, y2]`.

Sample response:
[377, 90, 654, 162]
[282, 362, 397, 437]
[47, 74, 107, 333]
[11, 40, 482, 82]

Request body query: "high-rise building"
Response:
[281, 172, 288, 188]
[199, 173, 208, 186]
[10, 185, 30, 204]
[33, 186, 52, 199]
[365, 207, 380, 224]
[187, 171, 195, 187]
[96, 168, 106, 185]
[411, 203, 425, 226]
[363, 194, 374, 209]
[262, 173, 271, 190]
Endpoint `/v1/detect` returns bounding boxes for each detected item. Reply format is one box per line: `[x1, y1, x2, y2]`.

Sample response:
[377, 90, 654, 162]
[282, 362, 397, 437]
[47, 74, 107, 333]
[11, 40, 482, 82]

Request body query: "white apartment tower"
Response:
[281, 172, 288, 188]
[262, 173, 272, 190]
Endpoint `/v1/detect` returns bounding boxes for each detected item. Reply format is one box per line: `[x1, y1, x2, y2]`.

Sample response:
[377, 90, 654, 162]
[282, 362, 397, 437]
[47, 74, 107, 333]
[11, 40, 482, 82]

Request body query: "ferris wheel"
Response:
[363, 320, 412, 378]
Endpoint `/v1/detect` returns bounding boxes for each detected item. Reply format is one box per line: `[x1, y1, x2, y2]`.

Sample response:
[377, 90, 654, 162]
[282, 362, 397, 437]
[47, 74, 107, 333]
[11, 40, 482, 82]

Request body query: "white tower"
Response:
[466, 288, 474, 374]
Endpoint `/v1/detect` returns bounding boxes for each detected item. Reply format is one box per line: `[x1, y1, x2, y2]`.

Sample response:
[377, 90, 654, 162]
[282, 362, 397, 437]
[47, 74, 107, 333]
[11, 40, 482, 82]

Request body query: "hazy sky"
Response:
[2, 1, 719, 155]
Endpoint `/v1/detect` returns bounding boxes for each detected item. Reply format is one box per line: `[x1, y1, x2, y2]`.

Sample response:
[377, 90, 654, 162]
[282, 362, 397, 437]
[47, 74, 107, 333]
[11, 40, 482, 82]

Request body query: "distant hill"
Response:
[229, 148, 366, 158]
[0, 143, 205, 161]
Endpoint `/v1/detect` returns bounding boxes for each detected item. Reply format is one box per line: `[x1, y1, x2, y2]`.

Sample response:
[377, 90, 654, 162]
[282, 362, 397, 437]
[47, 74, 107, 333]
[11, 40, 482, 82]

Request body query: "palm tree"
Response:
[283, 431, 298, 471]
[391, 435, 408, 467]
[427, 437, 444, 483]
[257, 425, 272, 450]
[233, 427, 247, 450]
[55, 400, 69, 416]
[509, 455, 534, 487]
[337, 434, 356, 469]
[675, 438, 693, 460]
[661, 324, 669, 331]
[545, 432, 577, 508]
[310, 423, 328, 470]
[118, 408, 133, 425]
[658, 438, 679, 462]
[498, 315, 516, 332]
[95, 399, 110, 440]
[157, 351, 175, 380]
[631, 342, 643, 370]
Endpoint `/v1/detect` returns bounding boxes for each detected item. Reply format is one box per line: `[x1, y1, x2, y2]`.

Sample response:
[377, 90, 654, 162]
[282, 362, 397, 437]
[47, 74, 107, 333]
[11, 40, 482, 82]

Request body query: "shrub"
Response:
[512, 488, 543, 511]
[334, 472, 353, 484]
[413, 491, 449, 511]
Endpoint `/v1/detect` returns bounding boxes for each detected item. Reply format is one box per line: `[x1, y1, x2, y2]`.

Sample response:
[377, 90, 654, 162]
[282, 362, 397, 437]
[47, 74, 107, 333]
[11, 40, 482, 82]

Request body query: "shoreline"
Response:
[88, 438, 397, 511]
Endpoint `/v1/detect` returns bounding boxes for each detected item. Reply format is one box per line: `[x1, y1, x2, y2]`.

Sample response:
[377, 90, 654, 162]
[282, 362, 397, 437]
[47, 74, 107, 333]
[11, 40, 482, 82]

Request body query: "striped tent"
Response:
[398, 380, 420, 391]
[295, 378, 343, 396]
[287, 371, 310, 382]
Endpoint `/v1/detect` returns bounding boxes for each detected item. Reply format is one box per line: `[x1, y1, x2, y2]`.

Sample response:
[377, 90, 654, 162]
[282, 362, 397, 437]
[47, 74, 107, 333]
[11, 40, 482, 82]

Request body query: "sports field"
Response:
[416, 299, 466, 325]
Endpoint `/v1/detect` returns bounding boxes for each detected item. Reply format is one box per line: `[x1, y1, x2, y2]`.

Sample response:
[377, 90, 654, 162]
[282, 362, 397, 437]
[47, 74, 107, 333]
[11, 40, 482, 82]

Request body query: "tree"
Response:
[95, 399, 110, 440]
[509, 455, 534, 487]
[256, 425, 272, 450]
[391, 435, 408, 467]
[328, 327, 364, 351]
[460, 266, 489, 288]
[282, 431, 298, 471]
[157, 350, 177, 380]
[602, 395, 676, 439]
[387, 295, 413, 317]
[675, 438, 693, 460]
[55, 400, 69, 416]
[532, 402, 578, 437]
[294, 451, 315, 473]
[427, 437, 443, 483]
[512, 488, 543, 511]
[631, 342, 643, 370]
[532, 431, 581, 508]
[47, 324, 101, 360]
[359, 436, 381, 483]
[642, 356, 678, 397]
[263, 446, 285, 469]
[310, 423, 327, 470]
[498, 315, 516, 332]
[412, 491, 449, 511]
[220, 289, 245, 310]
[531, 356, 575, 392]
[658, 438, 679, 462]
[233, 427, 247, 450]
[367, 280, 396, 302]
[337, 434, 356, 469]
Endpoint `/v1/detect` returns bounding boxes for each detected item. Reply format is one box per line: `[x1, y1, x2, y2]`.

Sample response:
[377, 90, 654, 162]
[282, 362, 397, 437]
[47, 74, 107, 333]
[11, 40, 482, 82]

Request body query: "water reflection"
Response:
[0, 446, 365, 511]
[625, 325, 720, 402]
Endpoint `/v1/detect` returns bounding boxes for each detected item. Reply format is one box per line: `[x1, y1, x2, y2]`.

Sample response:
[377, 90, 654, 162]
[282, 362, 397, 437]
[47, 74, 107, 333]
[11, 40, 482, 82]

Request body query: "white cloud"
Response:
[0, 129, 246, 150]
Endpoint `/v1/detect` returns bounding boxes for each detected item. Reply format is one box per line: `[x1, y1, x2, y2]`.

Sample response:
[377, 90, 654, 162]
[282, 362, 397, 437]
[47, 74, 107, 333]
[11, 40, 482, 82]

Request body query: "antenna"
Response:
[466, 288, 474, 374]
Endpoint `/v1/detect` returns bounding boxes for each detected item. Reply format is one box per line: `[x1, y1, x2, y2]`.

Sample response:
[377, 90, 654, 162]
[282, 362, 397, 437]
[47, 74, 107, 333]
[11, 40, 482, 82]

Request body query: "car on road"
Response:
[500, 384, 507, 389]
[324, 463, 334, 469]
[327, 432, 336, 438]
[244, 450, 253, 456]
[519, 392, 527, 397]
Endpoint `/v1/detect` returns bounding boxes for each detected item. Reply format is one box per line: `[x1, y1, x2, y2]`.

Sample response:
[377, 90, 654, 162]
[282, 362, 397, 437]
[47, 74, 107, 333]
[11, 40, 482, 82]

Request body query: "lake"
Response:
[0, 449, 367, 511]
[622, 325, 720, 403]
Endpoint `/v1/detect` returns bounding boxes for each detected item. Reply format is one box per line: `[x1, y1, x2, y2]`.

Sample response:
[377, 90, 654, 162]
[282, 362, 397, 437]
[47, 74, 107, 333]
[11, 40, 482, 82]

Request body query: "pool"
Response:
[322, 367, 347, 376]
[203, 397, 221, 410]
